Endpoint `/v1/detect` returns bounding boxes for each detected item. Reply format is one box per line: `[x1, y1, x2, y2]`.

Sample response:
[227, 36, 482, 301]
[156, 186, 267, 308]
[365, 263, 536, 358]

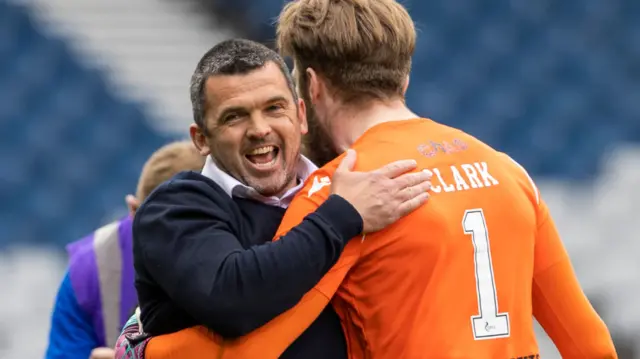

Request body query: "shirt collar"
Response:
[200, 155, 318, 208]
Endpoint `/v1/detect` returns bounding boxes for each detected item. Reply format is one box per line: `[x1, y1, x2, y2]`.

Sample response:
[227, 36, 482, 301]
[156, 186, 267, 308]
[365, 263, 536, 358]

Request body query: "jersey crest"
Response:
[307, 176, 331, 198]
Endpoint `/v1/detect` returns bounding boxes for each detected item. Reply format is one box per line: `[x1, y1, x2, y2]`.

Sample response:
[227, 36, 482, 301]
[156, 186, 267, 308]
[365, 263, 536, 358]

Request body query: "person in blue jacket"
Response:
[45, 141, 206, 359]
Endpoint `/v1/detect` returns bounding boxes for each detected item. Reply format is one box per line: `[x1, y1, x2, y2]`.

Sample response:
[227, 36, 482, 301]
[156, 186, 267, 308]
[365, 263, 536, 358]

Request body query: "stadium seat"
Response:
[227, 0, 639, 181]
[0, 1, 173, 247]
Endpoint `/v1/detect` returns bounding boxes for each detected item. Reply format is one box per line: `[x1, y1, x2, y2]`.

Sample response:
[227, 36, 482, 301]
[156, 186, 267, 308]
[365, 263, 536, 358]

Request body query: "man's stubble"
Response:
[300, 90, 340, 167]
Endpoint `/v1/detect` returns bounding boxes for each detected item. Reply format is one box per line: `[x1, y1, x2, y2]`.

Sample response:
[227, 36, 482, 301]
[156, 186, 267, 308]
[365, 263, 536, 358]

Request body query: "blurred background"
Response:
[0, 0, 638, 357]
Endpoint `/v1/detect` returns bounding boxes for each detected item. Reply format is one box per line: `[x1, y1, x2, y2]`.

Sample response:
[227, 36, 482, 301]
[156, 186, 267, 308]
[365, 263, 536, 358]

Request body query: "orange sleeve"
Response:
[142, 172, 359, 359]
[160, 173, 364, 359]
[532, 200, 617, 359]
[274, 168, 363, 299]
[216, 170, 363, 358]
[275, 177, 330, 238]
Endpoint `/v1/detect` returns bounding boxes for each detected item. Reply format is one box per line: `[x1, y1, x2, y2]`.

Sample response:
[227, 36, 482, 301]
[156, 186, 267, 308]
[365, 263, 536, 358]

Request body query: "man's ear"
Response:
[297, 98, 308, 135]
[190, 124, 211, 156]
[402, 75, 410, 96]
[306, 67, 321, 103]
[125, 195, 141, 217]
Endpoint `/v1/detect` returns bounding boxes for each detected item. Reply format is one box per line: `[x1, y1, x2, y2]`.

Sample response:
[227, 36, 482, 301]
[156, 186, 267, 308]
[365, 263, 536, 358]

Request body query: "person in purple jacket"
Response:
[45, 141, 206, 359]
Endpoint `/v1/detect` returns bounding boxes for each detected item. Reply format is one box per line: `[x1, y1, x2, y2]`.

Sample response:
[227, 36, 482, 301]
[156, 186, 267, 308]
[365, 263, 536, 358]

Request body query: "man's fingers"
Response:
[374, 159, 418, 178]
[397, 181, 432, 202]
[397, 192, 430, 217]
[392, 169, 432, 190]
[336, 149, 357, 172]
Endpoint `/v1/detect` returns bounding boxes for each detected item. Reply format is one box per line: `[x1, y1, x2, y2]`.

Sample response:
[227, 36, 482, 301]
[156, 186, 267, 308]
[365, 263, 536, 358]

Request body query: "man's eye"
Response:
[224, 114, 240, 122]
[267, 104, 285, 112]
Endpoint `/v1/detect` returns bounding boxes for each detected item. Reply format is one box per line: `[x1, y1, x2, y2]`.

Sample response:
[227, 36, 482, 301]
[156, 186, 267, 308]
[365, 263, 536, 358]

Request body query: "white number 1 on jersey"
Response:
[462, 209, 510, 340]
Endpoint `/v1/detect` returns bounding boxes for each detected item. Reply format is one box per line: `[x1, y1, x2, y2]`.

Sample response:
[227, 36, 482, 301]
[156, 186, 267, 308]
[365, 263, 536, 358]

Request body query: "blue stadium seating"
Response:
[0, 0, 638, 249]
[0, 1, 173, 248]
[239, 0, 640, 179]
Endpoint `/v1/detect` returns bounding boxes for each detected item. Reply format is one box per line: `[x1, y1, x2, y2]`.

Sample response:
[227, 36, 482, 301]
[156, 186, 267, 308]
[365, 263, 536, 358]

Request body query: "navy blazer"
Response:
[134, 171, 362, 358]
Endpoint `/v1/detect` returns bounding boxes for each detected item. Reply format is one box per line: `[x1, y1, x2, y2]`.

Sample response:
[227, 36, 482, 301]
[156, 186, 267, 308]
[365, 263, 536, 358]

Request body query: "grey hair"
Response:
[190, 39, 298, 130]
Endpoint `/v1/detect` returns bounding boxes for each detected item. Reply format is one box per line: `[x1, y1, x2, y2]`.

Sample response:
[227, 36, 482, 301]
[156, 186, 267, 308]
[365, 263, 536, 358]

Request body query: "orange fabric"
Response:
[145, 118, 616, 359]
[531, 202, 617, 358]
[271, 118, 616, 358]
[143, 290, 327, 359]
[143, 292, 333, 358]
[143, 223, 364, 359]
[145, 327, 223, 359]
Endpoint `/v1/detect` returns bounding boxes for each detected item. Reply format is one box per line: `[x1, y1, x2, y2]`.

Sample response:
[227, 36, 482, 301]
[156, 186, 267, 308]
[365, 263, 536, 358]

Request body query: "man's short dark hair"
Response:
[190, 39, 298, 130]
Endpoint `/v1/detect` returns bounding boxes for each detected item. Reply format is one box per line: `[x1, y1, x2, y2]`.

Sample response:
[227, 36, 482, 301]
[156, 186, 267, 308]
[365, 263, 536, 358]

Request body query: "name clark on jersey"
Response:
[427, 161, 499, 193]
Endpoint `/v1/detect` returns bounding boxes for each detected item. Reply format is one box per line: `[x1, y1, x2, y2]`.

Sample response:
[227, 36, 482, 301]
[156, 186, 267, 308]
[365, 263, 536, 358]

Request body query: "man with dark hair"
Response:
[121, 38, 431, 358]
[189, 39, 300, 132]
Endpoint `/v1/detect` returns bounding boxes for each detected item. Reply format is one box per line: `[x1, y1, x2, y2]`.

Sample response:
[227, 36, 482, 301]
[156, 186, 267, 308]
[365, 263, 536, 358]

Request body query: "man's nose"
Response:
[247, 115, 272, 139]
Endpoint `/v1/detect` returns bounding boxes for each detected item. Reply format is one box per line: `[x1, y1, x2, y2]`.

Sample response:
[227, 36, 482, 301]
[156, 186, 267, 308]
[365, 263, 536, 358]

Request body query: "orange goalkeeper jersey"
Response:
[271, 118, 616, 358]
[143, 118, 616, 359]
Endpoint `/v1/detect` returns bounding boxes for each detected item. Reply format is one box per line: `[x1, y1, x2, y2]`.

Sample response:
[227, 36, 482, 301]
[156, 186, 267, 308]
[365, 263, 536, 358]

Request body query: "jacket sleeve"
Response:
[532, 200, 617, 359]
[45, 271, 101, 359]
[135, 181, 362, 337]
[212, 168, 364, 358]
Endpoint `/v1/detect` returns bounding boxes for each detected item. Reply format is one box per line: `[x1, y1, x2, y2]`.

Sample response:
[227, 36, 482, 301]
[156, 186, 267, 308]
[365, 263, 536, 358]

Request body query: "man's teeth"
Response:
[247, 146, 275, 155]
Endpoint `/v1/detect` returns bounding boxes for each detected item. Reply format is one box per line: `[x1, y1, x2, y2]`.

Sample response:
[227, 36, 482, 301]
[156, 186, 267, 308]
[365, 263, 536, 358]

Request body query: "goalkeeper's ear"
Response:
[402, 75, 410, 96]
[125, 194, 141, 217]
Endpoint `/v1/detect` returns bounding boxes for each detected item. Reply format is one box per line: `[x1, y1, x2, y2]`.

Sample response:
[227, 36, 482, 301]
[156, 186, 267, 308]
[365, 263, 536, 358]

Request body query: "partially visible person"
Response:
[264, 0, 617, 357]
[45, 141, 206, 359]
[116, 38, 431, 359]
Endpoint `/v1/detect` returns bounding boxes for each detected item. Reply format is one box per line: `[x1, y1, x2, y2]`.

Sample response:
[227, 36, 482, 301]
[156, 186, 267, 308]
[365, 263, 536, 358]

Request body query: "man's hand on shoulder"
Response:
[330, 149, 432, 232]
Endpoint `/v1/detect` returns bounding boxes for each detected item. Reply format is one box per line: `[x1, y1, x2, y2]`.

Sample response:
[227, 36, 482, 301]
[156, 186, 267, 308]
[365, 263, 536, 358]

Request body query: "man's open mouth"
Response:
[245, 145, 280, 169]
